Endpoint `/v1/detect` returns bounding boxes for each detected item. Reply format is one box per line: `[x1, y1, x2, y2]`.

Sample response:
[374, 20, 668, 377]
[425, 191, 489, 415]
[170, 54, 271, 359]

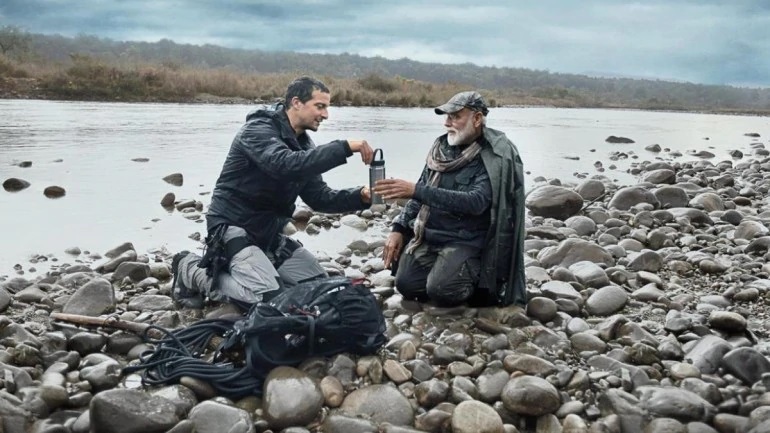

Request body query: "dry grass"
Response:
[0, 54, 572, 107]
[6, 54, 749, 114]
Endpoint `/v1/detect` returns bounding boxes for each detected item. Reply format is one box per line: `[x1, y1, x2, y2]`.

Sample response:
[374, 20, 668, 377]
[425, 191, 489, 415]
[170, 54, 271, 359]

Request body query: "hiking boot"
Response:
[171, 250, 204, 309]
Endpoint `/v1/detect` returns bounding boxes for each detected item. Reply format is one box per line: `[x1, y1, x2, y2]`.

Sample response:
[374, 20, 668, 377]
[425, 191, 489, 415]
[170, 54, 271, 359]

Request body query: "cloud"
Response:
[1, 0, 768, 86]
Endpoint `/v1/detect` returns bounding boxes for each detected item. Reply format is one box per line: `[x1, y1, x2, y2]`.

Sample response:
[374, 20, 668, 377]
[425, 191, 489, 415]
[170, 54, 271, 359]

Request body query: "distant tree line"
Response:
[1, 26, 769, 113]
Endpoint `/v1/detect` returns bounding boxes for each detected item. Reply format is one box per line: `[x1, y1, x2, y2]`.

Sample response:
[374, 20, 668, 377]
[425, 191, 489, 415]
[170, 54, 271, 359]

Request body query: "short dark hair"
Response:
[284, 76, 329, 105]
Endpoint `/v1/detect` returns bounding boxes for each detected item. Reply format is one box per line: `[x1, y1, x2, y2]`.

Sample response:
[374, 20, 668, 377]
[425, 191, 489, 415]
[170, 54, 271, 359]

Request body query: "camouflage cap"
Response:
[434, 91, 489, 116]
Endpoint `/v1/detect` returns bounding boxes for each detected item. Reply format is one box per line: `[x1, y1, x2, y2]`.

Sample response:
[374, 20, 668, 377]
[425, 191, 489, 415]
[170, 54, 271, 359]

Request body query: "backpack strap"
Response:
[306, 316, 316, 355]
[242, 314, 329, 370]
[197, 225, 251, 293]
[364, 333, 378, 350]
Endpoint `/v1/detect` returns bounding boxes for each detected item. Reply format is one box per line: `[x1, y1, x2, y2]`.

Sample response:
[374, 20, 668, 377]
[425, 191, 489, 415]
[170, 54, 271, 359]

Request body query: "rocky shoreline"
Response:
[2, 134, 770, 432]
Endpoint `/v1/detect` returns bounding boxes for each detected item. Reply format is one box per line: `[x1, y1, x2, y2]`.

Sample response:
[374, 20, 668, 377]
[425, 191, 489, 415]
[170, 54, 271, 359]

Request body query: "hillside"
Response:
[1, 28, 769, 113]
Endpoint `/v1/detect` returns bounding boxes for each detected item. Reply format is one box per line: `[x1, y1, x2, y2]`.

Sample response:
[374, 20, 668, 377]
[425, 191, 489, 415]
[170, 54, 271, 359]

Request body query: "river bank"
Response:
[3, 72, 770, 118]
[1, 132, 770, 432]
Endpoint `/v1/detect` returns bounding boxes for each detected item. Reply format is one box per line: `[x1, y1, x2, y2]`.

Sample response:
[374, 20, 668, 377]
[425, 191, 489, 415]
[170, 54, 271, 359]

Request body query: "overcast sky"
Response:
[1, 0, 768, 87]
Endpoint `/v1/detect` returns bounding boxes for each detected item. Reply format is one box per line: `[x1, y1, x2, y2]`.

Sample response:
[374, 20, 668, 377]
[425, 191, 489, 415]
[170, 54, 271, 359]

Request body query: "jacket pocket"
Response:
[453, 171, 474, 190]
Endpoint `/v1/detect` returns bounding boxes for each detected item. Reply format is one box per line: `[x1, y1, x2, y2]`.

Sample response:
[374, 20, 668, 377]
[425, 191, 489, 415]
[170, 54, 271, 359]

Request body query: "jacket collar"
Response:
[482, 126, 512, 157]
[275, 108, 298, 142]
[276, 107, 315, 150]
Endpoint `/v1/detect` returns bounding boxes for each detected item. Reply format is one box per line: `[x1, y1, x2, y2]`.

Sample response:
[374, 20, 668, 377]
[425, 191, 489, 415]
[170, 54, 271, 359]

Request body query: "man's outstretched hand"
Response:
[374, 178, 416, 200]
[348, 139, 374, 165]
[360, 186, 371, 203]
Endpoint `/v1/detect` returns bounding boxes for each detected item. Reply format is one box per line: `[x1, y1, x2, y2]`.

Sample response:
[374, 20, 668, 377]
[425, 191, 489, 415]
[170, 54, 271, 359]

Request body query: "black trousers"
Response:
[395, 242, 481, 307]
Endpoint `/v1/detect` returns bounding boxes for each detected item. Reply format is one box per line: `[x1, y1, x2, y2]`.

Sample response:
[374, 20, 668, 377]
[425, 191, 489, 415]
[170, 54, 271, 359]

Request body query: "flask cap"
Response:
[371, 148, 385, 167]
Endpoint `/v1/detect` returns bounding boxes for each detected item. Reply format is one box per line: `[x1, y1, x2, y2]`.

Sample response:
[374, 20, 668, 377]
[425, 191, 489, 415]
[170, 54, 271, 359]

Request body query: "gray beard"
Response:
[447, 128, 476, 146]
[447, 132, 466, 146]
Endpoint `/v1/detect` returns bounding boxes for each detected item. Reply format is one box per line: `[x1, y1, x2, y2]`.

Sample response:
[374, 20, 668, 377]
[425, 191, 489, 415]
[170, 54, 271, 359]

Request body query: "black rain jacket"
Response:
[206, 104, 367, 251]
[392, 137, 492, 248]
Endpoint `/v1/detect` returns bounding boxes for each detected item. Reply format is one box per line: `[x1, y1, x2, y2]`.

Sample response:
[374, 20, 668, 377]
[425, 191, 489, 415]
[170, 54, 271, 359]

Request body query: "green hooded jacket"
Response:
[475, 126, 527, 307]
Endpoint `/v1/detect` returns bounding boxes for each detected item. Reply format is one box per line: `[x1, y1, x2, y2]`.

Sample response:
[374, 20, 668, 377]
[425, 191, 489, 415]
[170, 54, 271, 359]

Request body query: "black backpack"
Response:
[124, 276, 387, 397]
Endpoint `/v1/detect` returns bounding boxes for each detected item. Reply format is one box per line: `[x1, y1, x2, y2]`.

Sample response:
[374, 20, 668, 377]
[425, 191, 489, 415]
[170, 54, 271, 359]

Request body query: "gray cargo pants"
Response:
[395, 242, 482, 307]
[177, 226, 327, 305]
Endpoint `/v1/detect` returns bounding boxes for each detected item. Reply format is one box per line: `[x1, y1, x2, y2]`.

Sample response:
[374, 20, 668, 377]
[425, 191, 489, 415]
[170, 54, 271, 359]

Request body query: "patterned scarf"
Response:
[406, 136, 482, 254]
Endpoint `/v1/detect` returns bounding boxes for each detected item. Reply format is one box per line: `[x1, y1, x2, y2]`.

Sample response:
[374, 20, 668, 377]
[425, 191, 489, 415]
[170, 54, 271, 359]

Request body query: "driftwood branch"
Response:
[50, 312, 156, 334]
[50, 312, 227, 350]
[581, 191, 609, 212]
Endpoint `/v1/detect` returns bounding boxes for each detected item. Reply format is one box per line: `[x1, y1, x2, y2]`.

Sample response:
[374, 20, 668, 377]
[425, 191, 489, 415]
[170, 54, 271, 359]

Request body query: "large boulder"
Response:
[525, 186, 584, 220]
[636, 386, 717, 423]
[585, 286, 629, 316]
[690, 192, 724, 212]
[654, 186, 689, 209]
[188, 401, 254, 433]
[734, 221, 769, 240]
[538, 238, 615, 268]
[608, 186, 659, 210]
[565, 216, 597, 236]
[262, 367, 324, 430]
[643, 169, 676, 185]
[89, 389, 179, 433]
[667, 208, 714, 226]
[501, 375, 560, 416]
[340, 385, 413, 426]
[62, 278, 116, 316]
[575, 180, 606, 201]
[451, 400, 504, 433]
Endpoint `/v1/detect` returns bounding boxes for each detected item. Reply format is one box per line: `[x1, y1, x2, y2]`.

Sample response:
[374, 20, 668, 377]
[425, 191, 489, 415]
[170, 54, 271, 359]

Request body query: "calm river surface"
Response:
[0, 100, 766, 275]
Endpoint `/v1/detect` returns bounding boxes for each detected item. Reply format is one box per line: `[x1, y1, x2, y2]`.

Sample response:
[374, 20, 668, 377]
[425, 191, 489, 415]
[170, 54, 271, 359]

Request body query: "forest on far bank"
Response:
[1, 26, 769, 115]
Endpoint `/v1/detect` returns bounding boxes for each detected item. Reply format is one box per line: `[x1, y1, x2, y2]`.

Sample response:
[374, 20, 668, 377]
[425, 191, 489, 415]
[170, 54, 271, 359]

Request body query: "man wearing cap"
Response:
[374, 91, 526, 307]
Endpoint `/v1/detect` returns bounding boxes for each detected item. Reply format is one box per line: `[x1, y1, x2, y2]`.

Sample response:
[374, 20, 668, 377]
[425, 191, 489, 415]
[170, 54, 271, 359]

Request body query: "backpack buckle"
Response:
[288, 304, 320, 317]
[233, 320, 247, 335]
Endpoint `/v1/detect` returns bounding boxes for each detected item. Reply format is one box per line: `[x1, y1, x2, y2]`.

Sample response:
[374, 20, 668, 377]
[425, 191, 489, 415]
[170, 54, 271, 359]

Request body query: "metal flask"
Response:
[369, 148, 385, 205]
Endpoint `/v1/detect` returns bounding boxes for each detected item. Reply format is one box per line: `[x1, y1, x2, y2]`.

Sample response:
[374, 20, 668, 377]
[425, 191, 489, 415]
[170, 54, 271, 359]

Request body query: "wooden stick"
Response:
[581, 191, 609, 212]
[51, 312, 176, 342]
[50, 312, 226, 349]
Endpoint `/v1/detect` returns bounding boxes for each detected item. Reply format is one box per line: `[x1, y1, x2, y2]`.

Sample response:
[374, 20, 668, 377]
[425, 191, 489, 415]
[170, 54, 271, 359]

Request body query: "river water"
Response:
[0, 100, 766, 276]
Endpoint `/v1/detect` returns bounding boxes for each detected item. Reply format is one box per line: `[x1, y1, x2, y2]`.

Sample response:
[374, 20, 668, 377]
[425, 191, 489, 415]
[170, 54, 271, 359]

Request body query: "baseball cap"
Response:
[434, 91, 489, 116]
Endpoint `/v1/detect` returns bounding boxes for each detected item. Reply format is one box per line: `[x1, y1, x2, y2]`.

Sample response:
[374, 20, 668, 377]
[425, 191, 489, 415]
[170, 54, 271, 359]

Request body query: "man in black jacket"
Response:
[172, 76, 374, 308]
[375, 91, 526, 307]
